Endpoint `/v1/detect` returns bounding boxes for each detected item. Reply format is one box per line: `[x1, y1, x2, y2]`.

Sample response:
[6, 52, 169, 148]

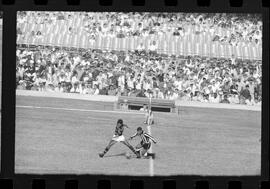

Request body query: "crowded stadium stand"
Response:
[16, 12, 262, 107]
[17, 12, 262, 59]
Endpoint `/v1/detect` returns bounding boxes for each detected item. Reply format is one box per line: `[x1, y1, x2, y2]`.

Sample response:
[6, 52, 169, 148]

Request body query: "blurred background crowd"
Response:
[17, 12, 262, 47]
[16, 12, 262, 105]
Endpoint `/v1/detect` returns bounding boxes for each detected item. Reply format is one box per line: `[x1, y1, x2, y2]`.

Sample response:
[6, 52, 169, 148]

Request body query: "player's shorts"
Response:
[112, 135, 125, 142]
[142, 142, 151, 150]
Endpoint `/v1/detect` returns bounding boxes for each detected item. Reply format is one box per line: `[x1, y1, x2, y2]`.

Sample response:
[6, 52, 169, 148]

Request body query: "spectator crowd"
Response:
[17, 12, 262, 47]
[16, 46, 262, 106]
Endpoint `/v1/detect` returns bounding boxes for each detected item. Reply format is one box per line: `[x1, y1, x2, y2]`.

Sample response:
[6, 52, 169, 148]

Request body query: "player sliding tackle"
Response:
[99, 119, 141, 158]
[128, 127, 157, 158]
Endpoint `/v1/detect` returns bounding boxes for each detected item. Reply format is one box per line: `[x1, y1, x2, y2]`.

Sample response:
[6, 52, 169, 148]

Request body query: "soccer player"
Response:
[99, 119, 140, 158]
[144, 108, 154, 125]
[129, 127, 157, 158]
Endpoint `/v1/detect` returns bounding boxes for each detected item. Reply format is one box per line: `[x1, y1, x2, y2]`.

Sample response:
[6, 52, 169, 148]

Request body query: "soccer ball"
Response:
[125, 152, 131, 159]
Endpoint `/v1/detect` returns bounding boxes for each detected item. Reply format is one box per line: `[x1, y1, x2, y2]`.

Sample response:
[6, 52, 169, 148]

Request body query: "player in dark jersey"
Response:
[99, 119, 140, 158]
[129, 127, 157, 158]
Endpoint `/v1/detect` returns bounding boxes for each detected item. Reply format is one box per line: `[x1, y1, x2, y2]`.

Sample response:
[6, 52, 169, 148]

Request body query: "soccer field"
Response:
[15, 95, 261, 176]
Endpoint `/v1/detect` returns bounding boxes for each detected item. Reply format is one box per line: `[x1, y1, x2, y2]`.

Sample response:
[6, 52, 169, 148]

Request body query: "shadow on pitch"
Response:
[104, 153, 151, 160]
[104, 152, 127, 158]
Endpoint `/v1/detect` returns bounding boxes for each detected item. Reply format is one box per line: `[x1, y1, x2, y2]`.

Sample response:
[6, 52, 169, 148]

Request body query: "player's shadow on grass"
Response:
[105, 153, 151, 160]
[104, 152, 126, 158]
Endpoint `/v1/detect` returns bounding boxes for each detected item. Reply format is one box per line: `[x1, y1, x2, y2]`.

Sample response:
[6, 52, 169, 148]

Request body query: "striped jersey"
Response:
[130, 131, 157, 144]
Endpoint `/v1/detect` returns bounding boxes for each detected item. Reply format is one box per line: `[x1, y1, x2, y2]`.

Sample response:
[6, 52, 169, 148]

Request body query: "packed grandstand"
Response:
[16, 12, 262, 105]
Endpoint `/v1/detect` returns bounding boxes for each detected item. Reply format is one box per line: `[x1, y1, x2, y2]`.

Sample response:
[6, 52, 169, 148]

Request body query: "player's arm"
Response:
[145, 133, 157, 144]
[123, 124, 129, 128]
[129, 132, 138, 140]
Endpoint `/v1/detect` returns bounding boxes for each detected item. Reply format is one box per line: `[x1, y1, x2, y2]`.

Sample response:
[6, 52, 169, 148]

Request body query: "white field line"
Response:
[16, 105, 145, 115]
[148, 97, 154, 176]
[147, 125, 154, 177]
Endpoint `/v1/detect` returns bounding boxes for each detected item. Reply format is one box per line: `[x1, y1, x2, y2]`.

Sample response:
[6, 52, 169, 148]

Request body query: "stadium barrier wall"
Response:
[175, 100, 261, 111]
[16, 90, 118, 102]
[16, 90, 261, 112]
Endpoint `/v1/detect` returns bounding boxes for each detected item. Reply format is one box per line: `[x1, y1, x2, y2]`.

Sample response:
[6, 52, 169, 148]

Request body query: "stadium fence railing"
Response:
[16, 90, 261, 112]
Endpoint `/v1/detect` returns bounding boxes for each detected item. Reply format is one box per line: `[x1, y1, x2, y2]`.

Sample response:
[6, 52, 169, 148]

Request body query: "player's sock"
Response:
[134, 149, 141, 157]
[101, 147, 110, 156]
[128, 146, 137, 154]
[131, 148, 141, 158]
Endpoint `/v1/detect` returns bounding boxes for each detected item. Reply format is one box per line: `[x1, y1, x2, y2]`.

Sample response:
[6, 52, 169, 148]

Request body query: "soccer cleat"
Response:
[136, 152, 141, 158]
[99, 152, 104, 158]
[147, 153, 155, 159]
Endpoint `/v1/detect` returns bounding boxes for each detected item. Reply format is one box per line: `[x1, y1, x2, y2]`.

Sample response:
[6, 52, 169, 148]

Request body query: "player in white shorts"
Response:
[99, 119, 140, 158]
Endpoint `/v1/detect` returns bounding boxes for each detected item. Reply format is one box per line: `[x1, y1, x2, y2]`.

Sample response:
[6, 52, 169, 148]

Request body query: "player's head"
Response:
[117, 119, 123, 126]
[136, 127, 143, 134]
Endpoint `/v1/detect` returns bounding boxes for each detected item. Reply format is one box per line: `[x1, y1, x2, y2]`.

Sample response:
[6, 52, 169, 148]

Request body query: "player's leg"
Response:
[144, 115, 148, 124]
[140, 148, 148, 157]
[121, 140, 141, 158]
[148, 117, 154, 125]
[135, 143, 143, 152]
[142, 143, 155, 159]
[140, 143, 149, 157]
[99, 140, 117, 157]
